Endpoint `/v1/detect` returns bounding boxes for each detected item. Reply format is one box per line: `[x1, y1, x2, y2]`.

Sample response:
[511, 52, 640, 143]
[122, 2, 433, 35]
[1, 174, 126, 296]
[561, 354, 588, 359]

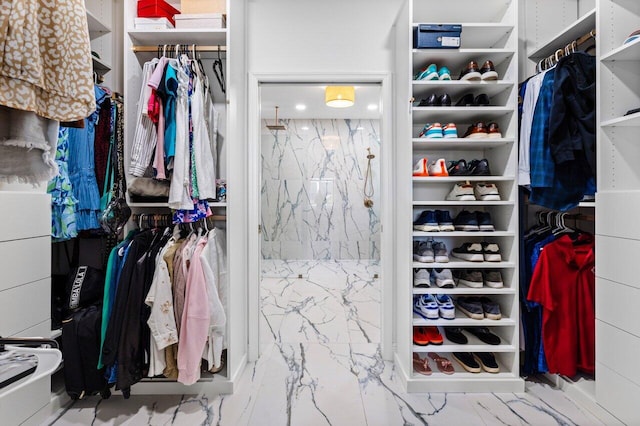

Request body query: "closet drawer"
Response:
[597, 320, 640, 387]
[596, 277, 640, 338]
[0, 376, 50, 426]
[0, 192, 50, 241]
[596, 363, 640, 426]
[596, 191, 640, 240]
[0, 237, 50, 292]
[596, 235, 640, 290]
[0, 278, 50, 337]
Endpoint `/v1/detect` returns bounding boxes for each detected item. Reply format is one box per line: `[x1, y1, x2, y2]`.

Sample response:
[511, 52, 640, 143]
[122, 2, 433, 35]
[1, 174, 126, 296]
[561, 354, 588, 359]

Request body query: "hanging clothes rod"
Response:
[131, 45, 227, 53]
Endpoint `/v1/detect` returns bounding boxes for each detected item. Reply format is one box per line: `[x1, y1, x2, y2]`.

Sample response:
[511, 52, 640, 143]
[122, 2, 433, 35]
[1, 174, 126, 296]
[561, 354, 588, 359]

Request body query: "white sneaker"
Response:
[413, 241, 435, 263]
[429, 268, 455, 288]
[413, 268, 431, 287]
[474, 183, 501, 201]
[446, 183, 476, 201]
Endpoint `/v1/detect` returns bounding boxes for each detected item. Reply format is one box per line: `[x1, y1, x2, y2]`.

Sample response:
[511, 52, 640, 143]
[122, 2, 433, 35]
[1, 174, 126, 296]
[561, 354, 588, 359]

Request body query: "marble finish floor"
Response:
[46, 260, 617, 426]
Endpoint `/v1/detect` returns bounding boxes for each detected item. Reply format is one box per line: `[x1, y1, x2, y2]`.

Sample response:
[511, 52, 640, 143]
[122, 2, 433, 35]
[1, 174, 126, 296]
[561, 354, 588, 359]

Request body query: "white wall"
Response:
[247, 0, 404, 74]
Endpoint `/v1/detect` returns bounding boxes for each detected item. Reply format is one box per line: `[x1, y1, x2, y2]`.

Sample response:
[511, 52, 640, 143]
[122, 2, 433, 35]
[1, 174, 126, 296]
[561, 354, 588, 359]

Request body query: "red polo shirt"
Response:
[528, 234, 595, 376]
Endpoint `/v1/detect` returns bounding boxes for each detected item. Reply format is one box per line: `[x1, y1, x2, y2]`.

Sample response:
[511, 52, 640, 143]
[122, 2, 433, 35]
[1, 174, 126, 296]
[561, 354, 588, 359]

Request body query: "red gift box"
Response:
[137, 0, 180, 27]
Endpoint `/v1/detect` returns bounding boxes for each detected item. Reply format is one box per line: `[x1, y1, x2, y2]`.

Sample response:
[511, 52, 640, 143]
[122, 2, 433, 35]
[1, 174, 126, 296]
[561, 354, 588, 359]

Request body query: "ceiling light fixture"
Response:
[367, 103, 378, 110]
[325, 86, 355, 108]
[295, 104, 306, 111]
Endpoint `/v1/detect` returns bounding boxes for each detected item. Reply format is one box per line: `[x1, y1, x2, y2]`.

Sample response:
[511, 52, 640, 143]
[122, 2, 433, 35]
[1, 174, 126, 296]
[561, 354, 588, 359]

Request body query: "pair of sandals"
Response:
[413, 352, 454, 375]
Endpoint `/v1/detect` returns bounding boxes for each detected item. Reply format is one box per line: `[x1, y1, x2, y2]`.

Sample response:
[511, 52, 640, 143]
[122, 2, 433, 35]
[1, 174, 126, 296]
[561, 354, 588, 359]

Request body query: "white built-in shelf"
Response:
[413, 200, 515, 206]
[412, 49, 514, 66]
[412, 231, 514, 237]
[413, 260, 515, 269]
[412, 81, 514, 99]
[413, 312, 516, 326]
[413, 176, 514, 182]
[412, 138, 514, 149]
[128, 29, 227, 46]
[601, 37, 640, 62]
[92, 56, 111, 74]
[128, 202, 227, 208]
[86, 9, 111, 36]
[413, 287, 516, 295]
[412, 107, 513, 122]
[578, 201, 595, 208]
[409, 363, 516, 379]
[413, 332, 512, 352]
[412, 23, 514, 48]
[528, 8, 596, 60]
[601, 111, 640, 128]
[51, 329, 62, 339]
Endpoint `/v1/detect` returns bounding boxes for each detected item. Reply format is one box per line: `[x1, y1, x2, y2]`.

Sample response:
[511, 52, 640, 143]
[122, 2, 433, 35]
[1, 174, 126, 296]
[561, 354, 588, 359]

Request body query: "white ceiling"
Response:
[260, 84, 382, 120]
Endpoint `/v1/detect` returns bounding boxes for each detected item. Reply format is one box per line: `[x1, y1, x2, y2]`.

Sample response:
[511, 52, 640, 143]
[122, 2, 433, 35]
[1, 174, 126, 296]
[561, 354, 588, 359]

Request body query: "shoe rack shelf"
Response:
[595, 0, 640, 421]
[394, 0, 522, 392]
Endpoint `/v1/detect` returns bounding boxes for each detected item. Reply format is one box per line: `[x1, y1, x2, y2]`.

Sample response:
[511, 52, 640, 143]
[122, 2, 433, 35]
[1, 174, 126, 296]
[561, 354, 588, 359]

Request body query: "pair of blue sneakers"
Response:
[414, 63, 451, 81]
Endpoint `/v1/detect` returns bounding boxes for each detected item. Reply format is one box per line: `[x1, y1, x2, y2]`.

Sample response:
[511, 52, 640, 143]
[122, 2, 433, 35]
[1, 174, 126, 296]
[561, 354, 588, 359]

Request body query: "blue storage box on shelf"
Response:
[413, 24, 462, 49]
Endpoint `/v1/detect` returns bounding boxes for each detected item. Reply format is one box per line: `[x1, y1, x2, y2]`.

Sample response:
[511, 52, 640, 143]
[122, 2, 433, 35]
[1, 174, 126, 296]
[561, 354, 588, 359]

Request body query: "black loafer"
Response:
[453, 352, 481, 373]
[456, 93, 475, 106]
[474, 93, 490, 106]
[438, 93, 452, 106]
[444, 327, 468, 344]
[473, 352, 500, 373]
[464, 327, 500, 345]
[419, 93, 439, 107]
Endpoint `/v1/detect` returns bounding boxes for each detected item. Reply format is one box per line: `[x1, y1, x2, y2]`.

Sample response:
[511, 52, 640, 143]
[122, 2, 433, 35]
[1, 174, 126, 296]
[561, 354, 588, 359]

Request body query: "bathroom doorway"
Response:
[247, 77, 394, 361]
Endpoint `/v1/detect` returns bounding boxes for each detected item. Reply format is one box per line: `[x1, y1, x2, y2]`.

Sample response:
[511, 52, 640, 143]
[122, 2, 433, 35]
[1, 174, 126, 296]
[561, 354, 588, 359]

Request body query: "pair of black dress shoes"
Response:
[418, 93, 490, 107]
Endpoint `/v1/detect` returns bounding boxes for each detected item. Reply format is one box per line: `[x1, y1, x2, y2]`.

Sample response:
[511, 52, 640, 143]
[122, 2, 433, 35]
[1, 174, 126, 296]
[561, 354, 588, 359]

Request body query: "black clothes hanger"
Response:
[213, 47, 226, 94]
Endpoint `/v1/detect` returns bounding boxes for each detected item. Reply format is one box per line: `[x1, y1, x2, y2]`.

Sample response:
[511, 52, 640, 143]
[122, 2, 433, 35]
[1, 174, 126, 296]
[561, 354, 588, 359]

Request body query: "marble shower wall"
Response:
[261, 119, 380, 260]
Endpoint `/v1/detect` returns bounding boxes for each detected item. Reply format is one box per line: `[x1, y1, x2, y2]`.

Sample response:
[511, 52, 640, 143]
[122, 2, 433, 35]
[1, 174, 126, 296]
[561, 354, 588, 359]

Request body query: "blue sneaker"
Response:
[415, 63, 439, 80]
[443, 123, 458, 138]
[438, 66, 452, 81]
[414, 210, 439, 231]
[413, 294, 440, 319]
[453, 210, 480, 231]
[435, 293, 456, 319]
[435, 210, 454, 231]
[419, 123, 444, 138]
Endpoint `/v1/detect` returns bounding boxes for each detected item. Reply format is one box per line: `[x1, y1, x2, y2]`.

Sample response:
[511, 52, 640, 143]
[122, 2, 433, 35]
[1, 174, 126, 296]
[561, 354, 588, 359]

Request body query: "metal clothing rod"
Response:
[131, 45, 227, 53]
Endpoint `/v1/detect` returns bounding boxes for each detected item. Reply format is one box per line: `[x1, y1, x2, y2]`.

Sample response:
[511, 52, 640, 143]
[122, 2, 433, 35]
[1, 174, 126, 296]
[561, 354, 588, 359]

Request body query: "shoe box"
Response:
[414, 24, 462, 49]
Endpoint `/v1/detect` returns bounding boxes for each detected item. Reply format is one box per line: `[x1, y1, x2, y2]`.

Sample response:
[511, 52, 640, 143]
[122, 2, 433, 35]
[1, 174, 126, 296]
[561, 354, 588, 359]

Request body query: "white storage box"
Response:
[134, 17, 175, 29]
[174, 13, 226, 29]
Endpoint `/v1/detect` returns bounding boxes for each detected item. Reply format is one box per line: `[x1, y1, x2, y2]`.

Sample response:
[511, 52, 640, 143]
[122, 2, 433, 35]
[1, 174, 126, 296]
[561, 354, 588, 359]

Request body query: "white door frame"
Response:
[247, 72, 395, 362]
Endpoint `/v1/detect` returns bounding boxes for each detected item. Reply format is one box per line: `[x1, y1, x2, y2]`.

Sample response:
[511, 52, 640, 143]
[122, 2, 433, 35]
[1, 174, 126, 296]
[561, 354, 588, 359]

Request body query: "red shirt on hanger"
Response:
[528, 233, 595, 377]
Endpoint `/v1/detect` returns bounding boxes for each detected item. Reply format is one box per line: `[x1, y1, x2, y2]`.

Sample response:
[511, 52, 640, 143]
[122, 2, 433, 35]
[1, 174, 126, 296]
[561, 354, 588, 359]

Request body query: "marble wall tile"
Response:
[262, 119, 380, 260]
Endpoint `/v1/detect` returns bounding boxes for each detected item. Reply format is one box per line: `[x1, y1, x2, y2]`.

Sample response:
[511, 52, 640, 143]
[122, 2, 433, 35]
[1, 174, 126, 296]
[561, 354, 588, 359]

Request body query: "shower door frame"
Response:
[246, 73, 395, 362]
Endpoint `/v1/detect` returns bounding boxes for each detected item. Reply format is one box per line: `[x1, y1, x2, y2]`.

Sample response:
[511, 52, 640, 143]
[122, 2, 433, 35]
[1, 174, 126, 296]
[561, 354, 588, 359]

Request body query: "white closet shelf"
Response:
[412, 231, 515, 237]
[528, 8, 596, 60]
[601, 112, 640, 127]
[409, 366, 517, 380]
[412, 261, 515, 269]
[128, 202, 227, 208]
[412, 81, 513, 98]
[412, 200, 515, 206]
[578, 201, 595, 208]
[412, 23, 514, 48]
[412, 107, 513, 122]
[92, 56, 111, 74]
[413, 287, 517, 295]
[86, 9, 111, 36]
[412, 138, 514, 149]
[412, 176, 515, 182]
[413, 313, 516, 327]
[601, 37, 640, 62]
[128, 29, 227, 46]
[413, 332, 514, 352]
[412, 49, 514, 66]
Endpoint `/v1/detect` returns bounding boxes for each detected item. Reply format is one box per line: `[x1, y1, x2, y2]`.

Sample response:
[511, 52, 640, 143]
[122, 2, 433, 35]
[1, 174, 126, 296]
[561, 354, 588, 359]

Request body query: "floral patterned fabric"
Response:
[47, 127, 78, 241]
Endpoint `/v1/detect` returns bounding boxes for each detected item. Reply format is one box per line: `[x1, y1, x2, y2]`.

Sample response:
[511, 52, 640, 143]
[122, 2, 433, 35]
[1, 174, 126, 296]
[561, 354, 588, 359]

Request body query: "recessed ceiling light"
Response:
[295, 104, 306, 111]
[301, 126, 309, 131]
[367, 104, 378, 110]
[356, 126, 365, 131]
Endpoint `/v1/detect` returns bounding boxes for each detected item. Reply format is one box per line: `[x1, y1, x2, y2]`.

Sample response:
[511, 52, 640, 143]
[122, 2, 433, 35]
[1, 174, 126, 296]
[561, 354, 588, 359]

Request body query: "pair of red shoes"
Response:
[413, 326, 443, 346]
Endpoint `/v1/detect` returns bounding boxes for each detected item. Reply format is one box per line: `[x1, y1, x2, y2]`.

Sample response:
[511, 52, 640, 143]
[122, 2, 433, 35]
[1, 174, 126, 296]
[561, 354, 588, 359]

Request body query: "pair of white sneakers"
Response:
[446, 182, 500, 201]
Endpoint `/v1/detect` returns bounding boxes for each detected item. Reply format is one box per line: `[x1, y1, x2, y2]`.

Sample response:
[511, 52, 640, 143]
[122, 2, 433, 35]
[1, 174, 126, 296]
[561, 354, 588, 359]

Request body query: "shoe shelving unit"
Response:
[394, 0, 523, 392]
[595, 0, 640, 423]
[121, 0, 248, 395]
